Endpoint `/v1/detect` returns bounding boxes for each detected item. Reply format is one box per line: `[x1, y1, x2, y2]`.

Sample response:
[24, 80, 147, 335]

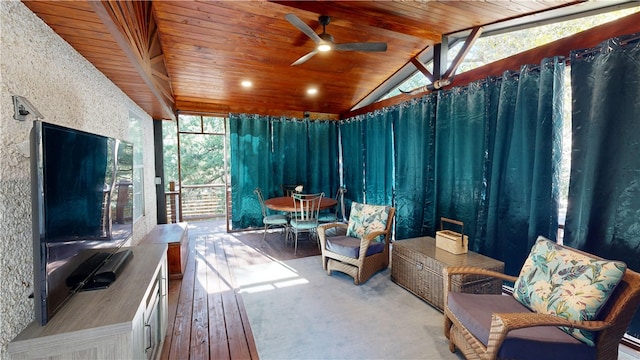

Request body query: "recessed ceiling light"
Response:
[241, 80, 252, 88]
[307, 88, 318, 95]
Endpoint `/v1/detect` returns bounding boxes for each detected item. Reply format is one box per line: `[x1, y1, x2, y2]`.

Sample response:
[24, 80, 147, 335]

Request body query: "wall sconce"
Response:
[13, 95, 44, 121]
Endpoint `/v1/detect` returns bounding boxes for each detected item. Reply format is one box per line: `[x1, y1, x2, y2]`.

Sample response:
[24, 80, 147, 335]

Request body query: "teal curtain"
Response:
[230, 114, 339, 229]
[339, 111, 395, 217]
[340, 117, 365, 205]
[272, 118, 309, 190]
[565, 35, 640, 336]
[306, 121, 339, 195]
[483, 58, 565, 276]
[394, 95, 437, 239]
[434, 57, 564, 276]
[364, 109, 395, 205]
[434, 81, 496, 246]
[229, 114, 271, 229]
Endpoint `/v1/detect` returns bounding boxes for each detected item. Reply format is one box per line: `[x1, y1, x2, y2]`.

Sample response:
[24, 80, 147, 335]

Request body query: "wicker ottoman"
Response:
[391, 236, 504, 311]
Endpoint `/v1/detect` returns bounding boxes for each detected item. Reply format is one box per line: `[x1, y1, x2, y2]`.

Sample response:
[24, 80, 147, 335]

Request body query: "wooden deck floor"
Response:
[160, 220, 640, 360]
[160, 220, 320, 360]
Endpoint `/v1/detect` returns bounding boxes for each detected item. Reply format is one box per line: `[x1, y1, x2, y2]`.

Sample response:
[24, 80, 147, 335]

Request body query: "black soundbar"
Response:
[66, 249, 134, 291]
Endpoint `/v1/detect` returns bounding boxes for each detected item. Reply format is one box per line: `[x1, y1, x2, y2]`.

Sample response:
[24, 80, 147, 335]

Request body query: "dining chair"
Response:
[318, 186, 347, 223]
[289, 192, 324, 255]
[254, 188, 289, 242]
[281, 183, 303, 197]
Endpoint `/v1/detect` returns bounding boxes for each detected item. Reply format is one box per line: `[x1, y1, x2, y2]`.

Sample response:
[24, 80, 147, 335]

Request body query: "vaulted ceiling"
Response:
[22, 1, 635, 121]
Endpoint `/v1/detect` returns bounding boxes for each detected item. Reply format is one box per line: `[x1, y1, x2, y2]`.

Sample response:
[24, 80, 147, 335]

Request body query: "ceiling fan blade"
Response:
[291, 50, 318, 66]
[334, 42, 388, 52]
[285, 13, 322, 44]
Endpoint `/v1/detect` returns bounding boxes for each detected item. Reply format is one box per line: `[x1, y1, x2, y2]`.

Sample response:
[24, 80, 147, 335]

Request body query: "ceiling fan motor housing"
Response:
[319, 32, 334, 43]
[319, 15, 331, 26]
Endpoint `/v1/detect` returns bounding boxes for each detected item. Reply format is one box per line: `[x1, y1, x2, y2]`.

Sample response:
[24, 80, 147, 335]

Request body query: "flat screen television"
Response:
[30, 121, 134, 325]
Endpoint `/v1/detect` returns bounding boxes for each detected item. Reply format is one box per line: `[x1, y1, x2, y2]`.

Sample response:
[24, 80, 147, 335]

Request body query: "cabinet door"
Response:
[132, 306, 147, 359]
[145, 291, 162, 359]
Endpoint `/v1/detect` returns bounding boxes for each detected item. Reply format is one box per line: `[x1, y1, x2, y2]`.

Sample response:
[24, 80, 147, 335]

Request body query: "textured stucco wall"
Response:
[0, 1, 158, 356]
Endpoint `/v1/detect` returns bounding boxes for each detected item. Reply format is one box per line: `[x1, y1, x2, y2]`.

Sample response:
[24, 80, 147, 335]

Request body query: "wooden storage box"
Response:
[391, 237, 504, 311]
[435, 230, 468, 254]
[141, 222, 189, 279]
[435, 217, 468, 254]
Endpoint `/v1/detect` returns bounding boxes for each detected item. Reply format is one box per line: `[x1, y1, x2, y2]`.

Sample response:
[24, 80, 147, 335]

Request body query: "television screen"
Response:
[31, 121, 134, 325]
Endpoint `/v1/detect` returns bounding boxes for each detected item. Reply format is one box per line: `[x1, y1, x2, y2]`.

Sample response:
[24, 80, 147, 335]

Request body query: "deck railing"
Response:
[165, 183, 226, 223]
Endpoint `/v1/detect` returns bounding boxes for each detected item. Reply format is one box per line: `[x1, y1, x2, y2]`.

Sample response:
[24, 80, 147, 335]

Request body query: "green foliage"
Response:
[179, 133, 225, 185]
[162, 120, 178, 190]
[162, 115, 228, 191]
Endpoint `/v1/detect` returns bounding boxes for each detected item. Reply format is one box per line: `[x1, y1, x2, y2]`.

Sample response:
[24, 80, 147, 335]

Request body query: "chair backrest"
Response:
[282, 184, 303, 197]
[292, 192, 324, 221]
[346, 202, 395, 243]
[595, 267, 640, 358]
[534, 243, 640, 358]
[335, 187, 347, 222]
[254, 187, 267, 217]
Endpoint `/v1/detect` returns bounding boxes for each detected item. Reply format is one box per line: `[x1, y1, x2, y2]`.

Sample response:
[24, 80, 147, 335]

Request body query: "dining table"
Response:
[264, 196, 337, 212]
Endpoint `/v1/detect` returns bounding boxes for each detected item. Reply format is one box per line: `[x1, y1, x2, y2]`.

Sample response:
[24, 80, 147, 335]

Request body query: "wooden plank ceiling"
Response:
[23, 0, 583, 120]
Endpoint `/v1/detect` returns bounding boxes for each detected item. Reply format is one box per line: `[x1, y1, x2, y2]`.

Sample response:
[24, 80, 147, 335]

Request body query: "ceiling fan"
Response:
[285, 13, 387, 66]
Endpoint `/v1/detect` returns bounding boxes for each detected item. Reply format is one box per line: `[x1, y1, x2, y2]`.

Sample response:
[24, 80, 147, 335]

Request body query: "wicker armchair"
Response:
[317, 203, 395, 285]
[443, 241, 640, 360]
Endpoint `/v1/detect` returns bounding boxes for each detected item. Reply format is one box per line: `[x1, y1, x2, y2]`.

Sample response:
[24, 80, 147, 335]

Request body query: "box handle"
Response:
[440, 217, 464, 234]
[440, 217, 465, 246]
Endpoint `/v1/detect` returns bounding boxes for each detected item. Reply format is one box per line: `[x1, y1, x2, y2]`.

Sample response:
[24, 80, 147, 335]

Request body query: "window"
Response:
[380, 7, 639, 100]
[162, 120, 179, 192]
[129, 111, 145, 222]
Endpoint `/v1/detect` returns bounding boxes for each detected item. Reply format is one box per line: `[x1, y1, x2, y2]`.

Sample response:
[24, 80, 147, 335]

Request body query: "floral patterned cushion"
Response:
[346, 202, 390, 242]
[513, 236, 626, 346]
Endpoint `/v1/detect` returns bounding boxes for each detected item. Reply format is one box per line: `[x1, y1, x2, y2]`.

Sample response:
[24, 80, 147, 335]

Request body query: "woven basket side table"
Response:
[391, 236, 504, 311]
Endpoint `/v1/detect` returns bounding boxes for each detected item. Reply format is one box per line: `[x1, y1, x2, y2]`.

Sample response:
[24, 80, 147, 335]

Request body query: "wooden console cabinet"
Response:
[8, 244, 168, 360]
[391, 236, 504, 311]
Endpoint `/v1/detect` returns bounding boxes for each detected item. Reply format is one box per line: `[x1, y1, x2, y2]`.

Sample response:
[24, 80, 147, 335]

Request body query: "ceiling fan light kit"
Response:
[285, 13, 387, 66]
[317, 43, 332, 52]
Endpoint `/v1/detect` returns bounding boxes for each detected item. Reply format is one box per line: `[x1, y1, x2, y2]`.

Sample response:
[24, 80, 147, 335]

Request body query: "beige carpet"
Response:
[234, 256, 464, 360]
